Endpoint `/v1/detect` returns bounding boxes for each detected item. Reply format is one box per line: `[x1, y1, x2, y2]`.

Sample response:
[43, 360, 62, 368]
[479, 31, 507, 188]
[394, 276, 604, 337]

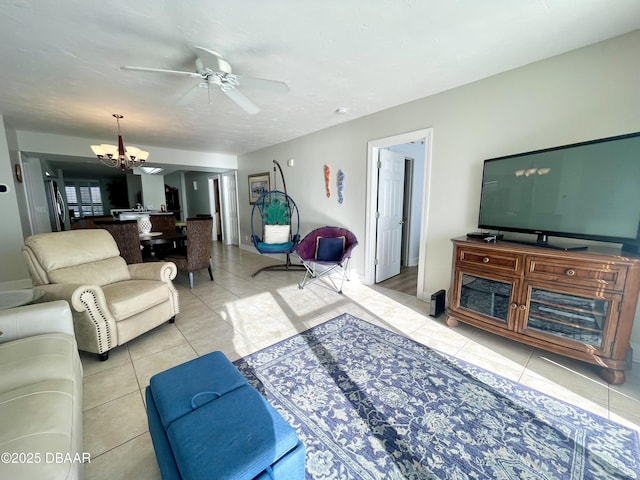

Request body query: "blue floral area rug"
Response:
[233, 313, 640, 479]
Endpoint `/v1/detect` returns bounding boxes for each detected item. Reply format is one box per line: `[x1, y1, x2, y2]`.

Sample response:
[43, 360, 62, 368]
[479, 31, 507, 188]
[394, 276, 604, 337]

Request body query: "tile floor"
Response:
[81, 243, 640, 479]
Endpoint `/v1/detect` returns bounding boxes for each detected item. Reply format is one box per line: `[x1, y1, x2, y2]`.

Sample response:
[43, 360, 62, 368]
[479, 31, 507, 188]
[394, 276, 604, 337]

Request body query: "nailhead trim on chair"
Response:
[79, 288, 113, 354]
[167, 282, 180, 315]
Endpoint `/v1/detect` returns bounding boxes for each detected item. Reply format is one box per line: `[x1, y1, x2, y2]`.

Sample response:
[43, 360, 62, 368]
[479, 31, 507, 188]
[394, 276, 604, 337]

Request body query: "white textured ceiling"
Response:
[1, 0, 639, 160]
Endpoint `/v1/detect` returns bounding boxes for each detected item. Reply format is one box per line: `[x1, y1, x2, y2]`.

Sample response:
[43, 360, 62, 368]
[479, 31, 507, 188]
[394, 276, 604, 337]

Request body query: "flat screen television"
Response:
[478, 131, 640, 252]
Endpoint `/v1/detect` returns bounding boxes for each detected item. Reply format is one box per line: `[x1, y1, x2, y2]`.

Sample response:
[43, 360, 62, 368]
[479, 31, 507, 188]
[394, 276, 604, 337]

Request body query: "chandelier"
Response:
[90, 114, 149, 171]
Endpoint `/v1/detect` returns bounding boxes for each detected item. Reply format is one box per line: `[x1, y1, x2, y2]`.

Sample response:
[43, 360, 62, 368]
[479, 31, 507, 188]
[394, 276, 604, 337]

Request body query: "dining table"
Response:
[139, 231, 187, 259]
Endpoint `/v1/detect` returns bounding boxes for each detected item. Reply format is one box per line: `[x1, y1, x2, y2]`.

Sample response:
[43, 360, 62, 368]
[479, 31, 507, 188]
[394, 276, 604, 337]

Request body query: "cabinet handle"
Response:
[519, 305, 526, 311]
[482, 257, 490, 263]
[566, 269, 576, 276]
[510, 303, 517, 310]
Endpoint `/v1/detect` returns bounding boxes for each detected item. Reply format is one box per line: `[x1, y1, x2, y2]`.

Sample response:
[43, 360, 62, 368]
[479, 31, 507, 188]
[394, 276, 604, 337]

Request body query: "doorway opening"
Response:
[209, 177, 222, 241]
[364, 128, 433, 300]
[207, 172, 239, 245]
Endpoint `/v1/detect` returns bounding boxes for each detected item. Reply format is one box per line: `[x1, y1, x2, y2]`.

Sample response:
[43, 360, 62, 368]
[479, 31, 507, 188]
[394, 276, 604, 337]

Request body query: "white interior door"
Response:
[375, 148, 405, 283]
[220, 171, 240, 245]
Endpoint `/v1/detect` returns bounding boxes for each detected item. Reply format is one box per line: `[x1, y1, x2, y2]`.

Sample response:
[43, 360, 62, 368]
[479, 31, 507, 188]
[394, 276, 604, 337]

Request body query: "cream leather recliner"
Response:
[22, 229, 180, 360]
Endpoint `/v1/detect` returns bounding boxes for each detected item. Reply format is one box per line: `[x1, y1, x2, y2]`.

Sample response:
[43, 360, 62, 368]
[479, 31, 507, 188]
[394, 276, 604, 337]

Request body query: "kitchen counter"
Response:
[115, 210, 174, 220]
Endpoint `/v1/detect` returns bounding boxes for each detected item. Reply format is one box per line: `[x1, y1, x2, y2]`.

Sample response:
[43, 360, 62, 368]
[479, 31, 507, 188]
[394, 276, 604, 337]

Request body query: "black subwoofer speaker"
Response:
[430, 289, 446, 317]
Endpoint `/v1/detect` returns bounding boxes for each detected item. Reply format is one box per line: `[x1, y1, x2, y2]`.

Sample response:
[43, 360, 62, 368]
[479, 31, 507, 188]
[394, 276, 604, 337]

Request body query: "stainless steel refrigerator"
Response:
[46, 179, 67, 231]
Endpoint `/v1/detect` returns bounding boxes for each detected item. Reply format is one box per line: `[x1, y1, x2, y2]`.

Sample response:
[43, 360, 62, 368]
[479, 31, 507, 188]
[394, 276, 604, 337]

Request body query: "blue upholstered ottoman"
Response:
[146, 351, 305, 479]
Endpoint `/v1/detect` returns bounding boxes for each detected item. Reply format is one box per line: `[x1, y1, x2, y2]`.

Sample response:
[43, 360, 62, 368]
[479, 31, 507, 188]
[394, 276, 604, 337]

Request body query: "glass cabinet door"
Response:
[457, 272, 514, 325]
[524, 286, 610, 352]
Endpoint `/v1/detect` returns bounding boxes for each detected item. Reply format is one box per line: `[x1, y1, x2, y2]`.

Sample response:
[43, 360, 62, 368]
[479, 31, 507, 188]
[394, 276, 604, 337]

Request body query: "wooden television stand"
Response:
[446, 237, 640, 384]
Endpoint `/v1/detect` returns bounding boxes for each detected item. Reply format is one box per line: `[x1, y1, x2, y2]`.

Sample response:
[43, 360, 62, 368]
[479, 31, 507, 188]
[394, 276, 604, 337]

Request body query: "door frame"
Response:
[219, 170, 240, 246]
[364, 128, 433, 299]
[401, 156, 414, 267]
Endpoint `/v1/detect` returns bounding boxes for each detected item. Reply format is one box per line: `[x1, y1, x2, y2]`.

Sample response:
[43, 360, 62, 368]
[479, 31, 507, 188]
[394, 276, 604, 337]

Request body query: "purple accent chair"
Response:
[295, 226, 358, 293]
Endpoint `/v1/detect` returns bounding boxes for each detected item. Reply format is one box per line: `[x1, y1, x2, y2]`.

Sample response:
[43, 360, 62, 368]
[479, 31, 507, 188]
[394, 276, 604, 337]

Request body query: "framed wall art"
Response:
[248, 172, 270, 204]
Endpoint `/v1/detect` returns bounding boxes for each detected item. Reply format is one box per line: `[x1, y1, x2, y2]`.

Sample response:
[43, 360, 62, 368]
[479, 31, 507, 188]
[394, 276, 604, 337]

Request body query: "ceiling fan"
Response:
[121, 46, 289, 114]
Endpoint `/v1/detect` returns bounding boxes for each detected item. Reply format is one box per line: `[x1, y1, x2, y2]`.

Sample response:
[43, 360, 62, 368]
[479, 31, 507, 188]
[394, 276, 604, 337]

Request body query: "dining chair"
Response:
[164, 217, 214, 289]
[150, 214, 177, 234]
[94, 219, 143, 264]
[148, 214, 179, 257]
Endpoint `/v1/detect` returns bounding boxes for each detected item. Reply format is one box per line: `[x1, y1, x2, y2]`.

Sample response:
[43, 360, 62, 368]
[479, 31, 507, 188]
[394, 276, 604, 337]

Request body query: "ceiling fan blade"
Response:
[222, 87, 260, 115]
[121, 65, 202, 78]
[176, 82, 208, 106]
[234, 74, 289, 93]
[124, 48, 284, 113]
[193, 46, 232, 73]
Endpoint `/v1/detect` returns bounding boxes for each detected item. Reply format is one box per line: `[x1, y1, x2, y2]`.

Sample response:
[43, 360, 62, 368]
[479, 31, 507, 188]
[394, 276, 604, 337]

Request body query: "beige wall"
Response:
[15, 131, 238, 171]
[139, 173, 165, 211]
[0, 117, 30, 287]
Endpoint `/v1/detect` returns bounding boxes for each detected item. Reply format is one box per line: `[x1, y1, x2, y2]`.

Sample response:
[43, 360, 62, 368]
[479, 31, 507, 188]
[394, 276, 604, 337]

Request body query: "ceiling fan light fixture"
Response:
[91, 114, 148, 170]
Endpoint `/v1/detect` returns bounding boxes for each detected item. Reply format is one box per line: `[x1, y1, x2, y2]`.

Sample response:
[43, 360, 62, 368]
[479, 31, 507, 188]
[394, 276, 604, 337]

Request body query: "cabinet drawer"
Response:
[457, 247, 521, 274]
[526, 257, 627, 291]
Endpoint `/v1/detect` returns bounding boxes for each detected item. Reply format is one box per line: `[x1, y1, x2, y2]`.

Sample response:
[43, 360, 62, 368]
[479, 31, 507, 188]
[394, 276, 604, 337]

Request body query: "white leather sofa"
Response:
[0, 300, 83, 480]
